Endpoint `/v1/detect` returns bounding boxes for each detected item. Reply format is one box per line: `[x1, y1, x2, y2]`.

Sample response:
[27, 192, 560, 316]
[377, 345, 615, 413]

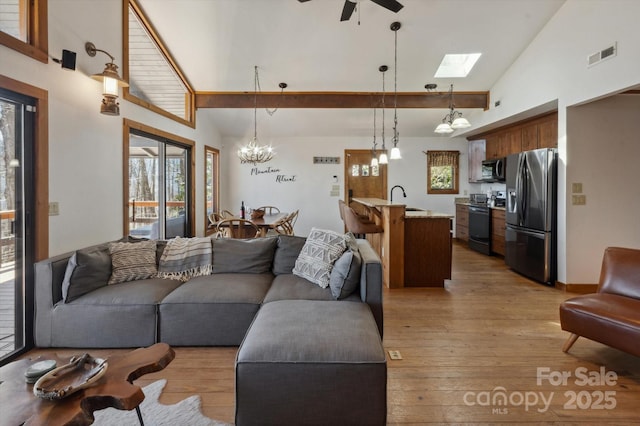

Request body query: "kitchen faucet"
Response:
[390, 185, 406, 203]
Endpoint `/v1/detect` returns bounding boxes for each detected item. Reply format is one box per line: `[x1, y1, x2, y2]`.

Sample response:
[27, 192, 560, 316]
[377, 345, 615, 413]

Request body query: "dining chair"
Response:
[272, 210, 298, 235]
[216, 218, 261, 239]
[208, 212, 223, 228]
[256, 206, 280, 215]
[220, 209, 237, 219]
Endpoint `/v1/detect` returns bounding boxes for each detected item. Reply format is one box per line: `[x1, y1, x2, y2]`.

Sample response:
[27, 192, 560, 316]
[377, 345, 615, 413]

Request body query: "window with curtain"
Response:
[0, 0, 48, 62]
[426, 150, 459, 194]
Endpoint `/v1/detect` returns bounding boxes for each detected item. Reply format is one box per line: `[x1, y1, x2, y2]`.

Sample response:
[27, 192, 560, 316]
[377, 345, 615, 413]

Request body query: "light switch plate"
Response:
[49, 202, 60, 216]
[572, 182, 583, 193]
[572, 195, 586, 205]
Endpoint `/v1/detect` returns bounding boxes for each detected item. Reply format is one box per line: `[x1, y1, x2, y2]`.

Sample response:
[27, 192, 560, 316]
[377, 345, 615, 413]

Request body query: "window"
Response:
[204, 145, 219, 236]
[426, 150, 459, 194]
[123, 0, 195, 127]
[124, 119, 195, 239]
[0, 0, 48, 62]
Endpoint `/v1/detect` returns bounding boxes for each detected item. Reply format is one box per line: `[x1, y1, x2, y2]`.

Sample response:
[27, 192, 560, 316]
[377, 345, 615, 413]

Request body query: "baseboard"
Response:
[555, 281, 598, 294]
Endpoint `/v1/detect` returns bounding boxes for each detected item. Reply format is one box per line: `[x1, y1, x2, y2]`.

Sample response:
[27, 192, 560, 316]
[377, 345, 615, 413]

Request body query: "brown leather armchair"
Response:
[559, 247, 640, 357]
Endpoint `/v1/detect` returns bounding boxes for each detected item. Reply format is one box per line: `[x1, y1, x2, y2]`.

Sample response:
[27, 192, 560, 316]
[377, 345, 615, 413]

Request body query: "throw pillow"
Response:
[108, 240, 158, 285]
[212, 237, 277, 274]
[272, 235, 307, 275]
[292, 228, 349, 288]
[61, 243, 112, 302]
[329, 238, 362, 300]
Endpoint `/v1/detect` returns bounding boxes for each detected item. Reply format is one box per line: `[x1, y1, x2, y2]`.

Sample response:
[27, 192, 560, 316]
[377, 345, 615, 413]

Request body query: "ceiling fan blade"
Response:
[340, 0, 357, 21]
[369, 0, 404, 13]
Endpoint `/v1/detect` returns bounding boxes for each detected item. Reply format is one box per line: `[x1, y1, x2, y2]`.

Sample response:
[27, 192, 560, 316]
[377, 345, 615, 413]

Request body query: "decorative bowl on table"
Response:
[251, 209, 265, 219]
[33, 353, 108, 400]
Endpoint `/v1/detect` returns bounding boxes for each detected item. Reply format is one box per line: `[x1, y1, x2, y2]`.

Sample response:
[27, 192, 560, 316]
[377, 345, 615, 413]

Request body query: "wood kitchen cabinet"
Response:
[468, 139, 485, 182]
[519, 115, 558, 151]
[468, 112, 558, 157]
[486, 130, 520, 159]
[456, 203, 469, 241]
[491, 208, 505, 256]
[538, 116, 558, 148]
[485, 134, 500, 160]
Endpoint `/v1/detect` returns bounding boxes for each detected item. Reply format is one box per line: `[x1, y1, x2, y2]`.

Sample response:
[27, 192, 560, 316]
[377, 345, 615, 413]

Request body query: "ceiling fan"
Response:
[298, 0, 404, 22]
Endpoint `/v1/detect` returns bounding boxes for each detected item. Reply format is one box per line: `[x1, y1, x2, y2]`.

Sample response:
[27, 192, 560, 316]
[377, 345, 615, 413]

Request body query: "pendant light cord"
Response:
[381, 69, 386, 150]
[253, 66, 258, 140]
[393, 27, 399, 146]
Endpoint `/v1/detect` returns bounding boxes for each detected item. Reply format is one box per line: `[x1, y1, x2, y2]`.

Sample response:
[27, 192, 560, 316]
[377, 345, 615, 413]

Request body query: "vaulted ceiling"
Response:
[136, 0, 566, 138]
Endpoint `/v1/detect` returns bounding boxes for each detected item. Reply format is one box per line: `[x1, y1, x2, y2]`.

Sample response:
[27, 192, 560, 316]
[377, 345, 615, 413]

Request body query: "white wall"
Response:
[221, 135, 471, 236]
[1, 0, 222, 255]
[565, 95, 640, 282]
[463, 0, 640, 284]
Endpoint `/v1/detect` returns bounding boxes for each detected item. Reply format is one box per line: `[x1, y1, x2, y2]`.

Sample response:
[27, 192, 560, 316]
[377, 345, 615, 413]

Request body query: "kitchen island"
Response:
[351, 198, 453, 288]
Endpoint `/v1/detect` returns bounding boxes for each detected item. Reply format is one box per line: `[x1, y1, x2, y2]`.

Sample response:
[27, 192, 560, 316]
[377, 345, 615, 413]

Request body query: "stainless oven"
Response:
[468, 204, 491, 255]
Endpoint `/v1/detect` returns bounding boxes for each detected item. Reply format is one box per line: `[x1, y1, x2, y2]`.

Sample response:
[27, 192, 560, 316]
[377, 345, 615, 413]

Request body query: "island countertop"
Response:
[351, 198, 452, 218]
[351, 197, 400, 208]
[405, 210, 454, 219]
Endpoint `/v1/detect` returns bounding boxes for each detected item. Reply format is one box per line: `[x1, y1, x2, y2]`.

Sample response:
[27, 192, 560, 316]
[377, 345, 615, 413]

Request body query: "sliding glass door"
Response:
[0, 88, 35, 362]
[128, 129, 191, 240]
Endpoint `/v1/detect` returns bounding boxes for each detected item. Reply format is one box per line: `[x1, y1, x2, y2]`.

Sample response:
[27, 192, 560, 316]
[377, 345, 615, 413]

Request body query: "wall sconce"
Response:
[85, 42, 129, 116]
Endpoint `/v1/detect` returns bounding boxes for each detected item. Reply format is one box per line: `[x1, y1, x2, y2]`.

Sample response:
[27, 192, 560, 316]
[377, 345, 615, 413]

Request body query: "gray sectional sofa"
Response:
[34, 232, 387, 425]
[34, 234, 383, 348]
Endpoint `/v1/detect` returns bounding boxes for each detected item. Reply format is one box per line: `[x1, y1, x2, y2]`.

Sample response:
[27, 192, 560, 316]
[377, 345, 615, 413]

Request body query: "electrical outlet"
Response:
[388, 350, 403, 360]
[49, 202, 60, 216]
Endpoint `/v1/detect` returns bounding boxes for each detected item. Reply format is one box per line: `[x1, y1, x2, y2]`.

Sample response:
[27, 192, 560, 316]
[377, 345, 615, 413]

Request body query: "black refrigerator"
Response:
[505, 148, 557, 285]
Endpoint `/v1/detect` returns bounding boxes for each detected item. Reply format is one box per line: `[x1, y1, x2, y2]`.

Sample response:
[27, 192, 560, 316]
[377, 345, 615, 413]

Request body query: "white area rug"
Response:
[93, 379, 230, 426]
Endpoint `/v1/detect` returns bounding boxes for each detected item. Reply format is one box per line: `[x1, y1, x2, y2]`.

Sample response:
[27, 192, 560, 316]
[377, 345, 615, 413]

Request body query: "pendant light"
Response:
[371, 106, 379, 167]
[237, 66, 275, 165]
[378, 65, 389, 165]
[390, 22, 402, 160]
[434, 84, 471, 134]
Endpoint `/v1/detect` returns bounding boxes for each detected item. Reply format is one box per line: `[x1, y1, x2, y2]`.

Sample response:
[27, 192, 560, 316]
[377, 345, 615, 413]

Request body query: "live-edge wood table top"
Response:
[0, 342, 175, 426]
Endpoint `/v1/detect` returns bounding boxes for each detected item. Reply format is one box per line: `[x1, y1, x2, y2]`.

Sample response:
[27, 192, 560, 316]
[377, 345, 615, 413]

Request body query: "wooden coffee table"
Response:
[0, 342, 175, 426]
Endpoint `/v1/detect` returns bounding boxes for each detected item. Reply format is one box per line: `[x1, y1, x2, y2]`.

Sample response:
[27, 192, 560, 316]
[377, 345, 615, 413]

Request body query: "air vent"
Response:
[587, 42, 617, 67]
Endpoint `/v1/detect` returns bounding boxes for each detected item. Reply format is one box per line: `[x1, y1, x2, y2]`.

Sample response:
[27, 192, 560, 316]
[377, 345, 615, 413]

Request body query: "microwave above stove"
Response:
[481, 157, 506, 182]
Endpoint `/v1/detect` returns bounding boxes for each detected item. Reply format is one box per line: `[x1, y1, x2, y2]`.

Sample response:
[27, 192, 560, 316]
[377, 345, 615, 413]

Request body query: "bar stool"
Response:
[342, 205, 383, 238]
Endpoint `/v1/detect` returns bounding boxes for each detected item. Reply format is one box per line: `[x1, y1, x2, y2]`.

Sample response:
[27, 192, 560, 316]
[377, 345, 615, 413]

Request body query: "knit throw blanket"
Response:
[158, 237, 213, 282]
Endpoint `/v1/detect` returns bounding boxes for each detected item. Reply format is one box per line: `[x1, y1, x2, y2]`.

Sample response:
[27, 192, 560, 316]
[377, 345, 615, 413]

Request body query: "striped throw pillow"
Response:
[108, 240, 157, 285]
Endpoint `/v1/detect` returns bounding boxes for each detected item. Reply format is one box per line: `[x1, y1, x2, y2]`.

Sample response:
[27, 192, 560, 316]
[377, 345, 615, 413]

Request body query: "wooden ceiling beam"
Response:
[195, 91, 490, 110]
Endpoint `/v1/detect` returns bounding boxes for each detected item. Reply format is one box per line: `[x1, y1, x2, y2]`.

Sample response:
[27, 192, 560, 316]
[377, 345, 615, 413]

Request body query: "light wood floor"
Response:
[24, 242, 640, 424]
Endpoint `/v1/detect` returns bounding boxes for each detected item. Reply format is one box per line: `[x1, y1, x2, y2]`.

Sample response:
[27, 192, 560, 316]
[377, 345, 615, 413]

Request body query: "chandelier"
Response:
[434, 84, 471, 134]
[237, 66, 282, 165]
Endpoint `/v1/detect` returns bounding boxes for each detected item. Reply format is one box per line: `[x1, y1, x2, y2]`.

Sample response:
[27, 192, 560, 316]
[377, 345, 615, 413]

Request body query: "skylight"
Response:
[434, 53, 482, 78]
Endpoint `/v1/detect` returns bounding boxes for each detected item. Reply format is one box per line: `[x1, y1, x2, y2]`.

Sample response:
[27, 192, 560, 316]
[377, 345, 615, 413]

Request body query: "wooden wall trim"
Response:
[555, 281, 599, 294]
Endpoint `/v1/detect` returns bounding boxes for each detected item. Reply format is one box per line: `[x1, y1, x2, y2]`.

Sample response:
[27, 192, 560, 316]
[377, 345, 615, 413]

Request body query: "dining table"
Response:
[213, 212, 288, 238]
[250, 212, 288, 237]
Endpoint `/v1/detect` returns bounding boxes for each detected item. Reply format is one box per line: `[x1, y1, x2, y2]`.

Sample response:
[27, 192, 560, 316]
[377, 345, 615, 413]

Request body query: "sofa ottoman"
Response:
[235, 299, 387, 425]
